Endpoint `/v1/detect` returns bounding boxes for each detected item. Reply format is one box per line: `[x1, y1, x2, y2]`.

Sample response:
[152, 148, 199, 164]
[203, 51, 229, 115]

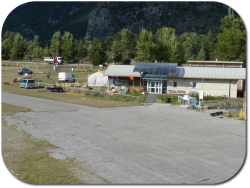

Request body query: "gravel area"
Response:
[2, 92, 246, 184]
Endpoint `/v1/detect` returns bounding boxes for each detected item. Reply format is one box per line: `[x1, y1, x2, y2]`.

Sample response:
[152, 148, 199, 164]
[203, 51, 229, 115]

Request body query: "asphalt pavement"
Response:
[2, 92, 246, 184]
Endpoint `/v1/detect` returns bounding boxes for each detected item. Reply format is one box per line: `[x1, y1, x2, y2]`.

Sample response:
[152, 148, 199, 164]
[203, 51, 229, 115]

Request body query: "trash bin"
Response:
[191, 105, 194, 109]
[165, 97, 171, 103]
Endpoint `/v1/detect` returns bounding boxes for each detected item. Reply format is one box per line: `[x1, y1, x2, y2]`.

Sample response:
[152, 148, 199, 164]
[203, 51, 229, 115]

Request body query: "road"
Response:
[2, 92, 246, 184]
[2, 60, 93, 67]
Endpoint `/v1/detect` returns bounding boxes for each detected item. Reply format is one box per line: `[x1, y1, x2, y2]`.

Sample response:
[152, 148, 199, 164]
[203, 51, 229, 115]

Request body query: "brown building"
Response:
[187, 60, 243, 68]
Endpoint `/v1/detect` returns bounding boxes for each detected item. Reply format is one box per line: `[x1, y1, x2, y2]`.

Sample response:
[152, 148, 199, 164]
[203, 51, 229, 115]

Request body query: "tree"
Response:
[10, 33, 27, 60]
[110, 29, 133, 64]
[104, 36, 115, 51]
[77, 40, 88, 61]
[2, 31, 18, 59]
[32, 46, 43, 59]
[135, 28, 156, 62]
[50, 31, 62, 56]
[61, 32, 78, 63]
[198, 47, 206, 61]
[216, 8, 246, 67]
[88, 38, 107, 66]
[43, 44, 50, 57]
[155, 27, 185, 65]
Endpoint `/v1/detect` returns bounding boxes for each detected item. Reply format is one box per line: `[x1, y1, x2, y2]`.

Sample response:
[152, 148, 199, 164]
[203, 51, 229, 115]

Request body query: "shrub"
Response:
[83, 90, 91, 96]
[91, 91, 101, 97]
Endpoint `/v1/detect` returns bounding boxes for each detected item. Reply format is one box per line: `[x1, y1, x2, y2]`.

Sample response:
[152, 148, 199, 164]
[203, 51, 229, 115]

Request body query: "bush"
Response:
[91, 91, 101, 97]
[83, 90, 91, 96]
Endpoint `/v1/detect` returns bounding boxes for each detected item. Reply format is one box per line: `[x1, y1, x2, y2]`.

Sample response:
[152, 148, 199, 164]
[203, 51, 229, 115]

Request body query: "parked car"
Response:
[58, 72, 75, 83]
[18, 68, 33, 75]
[19, 79, 35, 89]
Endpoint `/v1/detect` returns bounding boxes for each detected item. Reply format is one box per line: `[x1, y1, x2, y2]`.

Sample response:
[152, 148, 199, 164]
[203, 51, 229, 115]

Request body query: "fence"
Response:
[35, 82, 141, 103]
[202, 96, 244, 113]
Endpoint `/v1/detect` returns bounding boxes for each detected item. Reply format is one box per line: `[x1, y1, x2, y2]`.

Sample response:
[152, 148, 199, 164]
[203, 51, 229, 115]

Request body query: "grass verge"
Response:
[2, 103, 111, 184]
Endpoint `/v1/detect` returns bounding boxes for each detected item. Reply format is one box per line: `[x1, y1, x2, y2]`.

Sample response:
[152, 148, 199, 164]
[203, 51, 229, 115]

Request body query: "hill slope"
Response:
[2, 2, 231, 41]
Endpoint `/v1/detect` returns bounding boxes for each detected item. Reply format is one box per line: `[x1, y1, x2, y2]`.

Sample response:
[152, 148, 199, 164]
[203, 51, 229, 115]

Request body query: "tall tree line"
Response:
[1, 8, 246, 67]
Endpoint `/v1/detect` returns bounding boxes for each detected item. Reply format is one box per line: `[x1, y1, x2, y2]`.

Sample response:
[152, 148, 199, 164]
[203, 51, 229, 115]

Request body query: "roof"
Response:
[134, 62, 177, 73]
[168, 67, 246, 79]
[104, 65, 246, 80]
[88, 71, 108, 78]
[188, 60, 243, 64]
[103, 65, 141, 77]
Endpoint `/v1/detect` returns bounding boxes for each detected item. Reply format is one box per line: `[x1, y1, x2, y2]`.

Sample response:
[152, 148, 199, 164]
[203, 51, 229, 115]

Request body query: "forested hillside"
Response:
[1, 2, 246, 67]
[2, 1, 230, 41]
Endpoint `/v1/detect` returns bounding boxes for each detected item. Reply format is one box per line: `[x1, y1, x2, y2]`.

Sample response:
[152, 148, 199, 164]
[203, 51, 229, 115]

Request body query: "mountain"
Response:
[2, 1, 231, 41]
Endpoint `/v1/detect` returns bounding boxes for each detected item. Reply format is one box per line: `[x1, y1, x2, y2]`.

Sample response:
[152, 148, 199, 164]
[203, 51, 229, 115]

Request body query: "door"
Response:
[121, 80, 127, 92]
[148, 81, 161, 94]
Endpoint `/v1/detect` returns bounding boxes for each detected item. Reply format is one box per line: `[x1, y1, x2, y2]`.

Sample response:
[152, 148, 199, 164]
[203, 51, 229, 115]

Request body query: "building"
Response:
[187, 60, 243, 68]
[103, 62, 246, 98]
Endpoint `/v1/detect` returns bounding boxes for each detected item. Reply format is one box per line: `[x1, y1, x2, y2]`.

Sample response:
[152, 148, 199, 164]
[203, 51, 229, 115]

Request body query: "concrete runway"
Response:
[2, 92, 246, 184]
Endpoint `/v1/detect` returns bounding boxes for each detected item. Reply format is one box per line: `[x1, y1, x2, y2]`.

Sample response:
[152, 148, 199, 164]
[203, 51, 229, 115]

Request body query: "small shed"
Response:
[88, 71, 108, 86]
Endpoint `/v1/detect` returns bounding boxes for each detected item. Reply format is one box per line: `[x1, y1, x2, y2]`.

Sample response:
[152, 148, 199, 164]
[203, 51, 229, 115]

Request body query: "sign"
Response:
[199, 90, 204, 99]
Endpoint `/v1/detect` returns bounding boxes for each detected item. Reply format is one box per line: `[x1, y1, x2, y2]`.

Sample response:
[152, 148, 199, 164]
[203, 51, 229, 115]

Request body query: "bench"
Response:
[168, 90, 177, 94]
[177, 90, 186, 94]
[189, 91, 198, 95]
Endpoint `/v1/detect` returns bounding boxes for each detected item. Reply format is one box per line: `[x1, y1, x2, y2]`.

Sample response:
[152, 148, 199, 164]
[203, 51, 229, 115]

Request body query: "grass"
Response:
[157, 95, 182, 105]
[2, 103, 111, 184]
[2, 62, 144, 108]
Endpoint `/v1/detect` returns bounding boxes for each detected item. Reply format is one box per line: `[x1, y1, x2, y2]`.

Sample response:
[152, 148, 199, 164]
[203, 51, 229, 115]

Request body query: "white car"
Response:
[19, 79, 35, 89]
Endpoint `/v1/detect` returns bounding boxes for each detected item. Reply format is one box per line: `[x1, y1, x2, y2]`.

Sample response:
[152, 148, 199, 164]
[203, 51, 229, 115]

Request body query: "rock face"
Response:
[85, 8, 115, 40]
[3, 1, 232, 41]
[84, 2, 230, 40]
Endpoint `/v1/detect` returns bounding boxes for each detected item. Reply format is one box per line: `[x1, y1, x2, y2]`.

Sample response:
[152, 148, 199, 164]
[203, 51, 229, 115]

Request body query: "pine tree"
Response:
[216, 8, 246, 67]
[61, 31, 78, 63]
[50, 31, 62, 56]
[77, 40, 88, 61]
[88, 38, 107, 66]
[135, 28, 156, 62]
[10, 33, 27, 60]
[198, 47, 206, 61]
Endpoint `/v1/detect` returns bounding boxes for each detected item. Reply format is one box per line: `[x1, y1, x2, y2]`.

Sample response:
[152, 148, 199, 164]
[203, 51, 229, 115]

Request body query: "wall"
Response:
[108, 76, 143, 92]
[167, 78, 238, 98]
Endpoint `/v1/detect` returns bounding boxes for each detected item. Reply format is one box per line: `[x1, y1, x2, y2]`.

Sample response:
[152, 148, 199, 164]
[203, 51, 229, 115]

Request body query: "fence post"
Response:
[224, 95, 226, 110]
[238, 98, 239, 110]
[230, 100, 232, 114]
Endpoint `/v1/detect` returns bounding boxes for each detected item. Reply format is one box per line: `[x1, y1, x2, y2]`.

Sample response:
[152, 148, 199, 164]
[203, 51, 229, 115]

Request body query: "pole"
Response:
[133, 79, 134, 101]
[224, 95, 226, 110]
[42, 66, 43, 83]
[238, 98, 239, 110]
[117, 76, 118, 98]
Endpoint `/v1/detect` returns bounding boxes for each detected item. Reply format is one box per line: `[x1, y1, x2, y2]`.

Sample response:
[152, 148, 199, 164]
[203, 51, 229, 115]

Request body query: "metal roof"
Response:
[103, 65, 141, 77]
[187, 60, 243, 64]
[104, 65, 246, 79]
[168, 67, 246, 79]
[133, 62, 177, 73]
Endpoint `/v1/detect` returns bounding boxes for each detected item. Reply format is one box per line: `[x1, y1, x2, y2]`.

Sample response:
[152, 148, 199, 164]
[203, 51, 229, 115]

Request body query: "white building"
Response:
[103, 62, 246, 98]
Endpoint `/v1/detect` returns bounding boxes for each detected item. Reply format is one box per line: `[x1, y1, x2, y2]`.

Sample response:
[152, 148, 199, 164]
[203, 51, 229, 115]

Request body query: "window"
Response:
[174, 82, 177, 88]
[193, 82, 197, 88]
[143, 80, 147, 87]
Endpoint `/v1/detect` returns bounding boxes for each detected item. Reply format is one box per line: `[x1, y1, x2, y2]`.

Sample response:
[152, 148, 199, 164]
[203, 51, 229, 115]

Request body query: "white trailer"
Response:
[44, 56, 64, 65]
